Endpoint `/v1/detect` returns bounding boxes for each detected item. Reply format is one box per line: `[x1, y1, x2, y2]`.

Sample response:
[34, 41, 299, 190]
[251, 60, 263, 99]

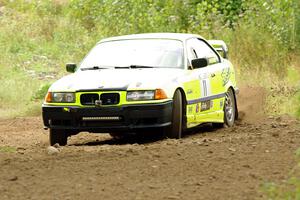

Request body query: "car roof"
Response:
[98, 33, 204, 43]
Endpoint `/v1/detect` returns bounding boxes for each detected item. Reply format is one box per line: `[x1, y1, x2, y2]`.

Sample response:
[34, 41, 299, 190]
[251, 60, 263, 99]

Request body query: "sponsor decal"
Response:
[200, 78, 211, 97]
[221, 67, 230, 86]
[220, 99, 224, 108]
[201, 101, 212, 111]
[188, 106, 193, 114]
[187, 89, 193, 95]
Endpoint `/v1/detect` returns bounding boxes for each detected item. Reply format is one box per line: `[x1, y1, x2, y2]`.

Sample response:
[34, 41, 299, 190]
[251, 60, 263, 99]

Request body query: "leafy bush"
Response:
[296, 0, 300, 46]
[298, 94, 300, 118]
[31, 83, 51, 101]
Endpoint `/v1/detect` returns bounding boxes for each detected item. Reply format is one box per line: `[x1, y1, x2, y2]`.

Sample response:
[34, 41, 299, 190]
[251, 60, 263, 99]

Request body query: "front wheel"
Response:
[109, 132, 133, 140]
[49, 129, 68, 146]
[163, 90, 182, 139]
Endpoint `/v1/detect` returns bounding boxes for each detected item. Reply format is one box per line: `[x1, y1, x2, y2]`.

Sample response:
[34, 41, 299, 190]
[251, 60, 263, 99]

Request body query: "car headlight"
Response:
[126, 89, 167, 101]
[45, 92, 75, 103]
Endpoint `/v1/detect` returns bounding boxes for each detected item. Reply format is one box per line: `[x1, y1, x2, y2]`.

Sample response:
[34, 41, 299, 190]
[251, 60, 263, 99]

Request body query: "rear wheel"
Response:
[164, 90, 182, 139]
[49, 129, 68, 146]
[224, 89, 236, 127]
[213, 88, 236, 128]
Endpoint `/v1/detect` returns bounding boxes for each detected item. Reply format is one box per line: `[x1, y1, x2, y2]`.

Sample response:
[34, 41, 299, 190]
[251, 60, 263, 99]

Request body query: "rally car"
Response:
[42, 33, 238, 145]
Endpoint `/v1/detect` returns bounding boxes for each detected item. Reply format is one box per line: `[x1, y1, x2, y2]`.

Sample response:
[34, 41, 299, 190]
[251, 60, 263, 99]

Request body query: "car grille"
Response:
[100, 93, 120, 105]
[80, 93, 120, 106]
[80, 93, 99, 105]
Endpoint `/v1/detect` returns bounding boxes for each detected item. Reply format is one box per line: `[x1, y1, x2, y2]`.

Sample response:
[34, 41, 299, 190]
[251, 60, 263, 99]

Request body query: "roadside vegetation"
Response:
[263, 149, 300, 199]
[0, 0, 299, 198]
[0, 0, 299, 118]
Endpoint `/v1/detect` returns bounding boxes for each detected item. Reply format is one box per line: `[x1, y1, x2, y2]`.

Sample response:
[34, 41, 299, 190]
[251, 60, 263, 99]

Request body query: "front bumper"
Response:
[42, 101, 173, 133]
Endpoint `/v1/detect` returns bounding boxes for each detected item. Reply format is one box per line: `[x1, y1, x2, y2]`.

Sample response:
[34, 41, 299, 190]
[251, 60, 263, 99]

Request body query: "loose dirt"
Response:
[237, 85, 266, 124]
[0, 93, 300, 199]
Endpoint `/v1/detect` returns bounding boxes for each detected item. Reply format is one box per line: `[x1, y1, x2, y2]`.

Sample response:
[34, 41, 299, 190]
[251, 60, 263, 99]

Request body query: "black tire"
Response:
[49, 129, 68, 146]
[224, 89, 236, 127]
[213, 88, 236, 128]
[109, 133, 126, 140]
[164, 90, 182, 139]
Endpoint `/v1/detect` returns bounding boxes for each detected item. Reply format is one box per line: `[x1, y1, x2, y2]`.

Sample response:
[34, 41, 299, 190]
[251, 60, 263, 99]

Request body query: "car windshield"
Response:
[79, 39, 184, 69]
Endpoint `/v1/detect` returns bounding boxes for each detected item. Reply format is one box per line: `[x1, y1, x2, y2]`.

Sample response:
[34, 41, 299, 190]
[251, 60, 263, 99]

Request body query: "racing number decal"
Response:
[193, 78, 212, 113]
[200, 78, 211, 97]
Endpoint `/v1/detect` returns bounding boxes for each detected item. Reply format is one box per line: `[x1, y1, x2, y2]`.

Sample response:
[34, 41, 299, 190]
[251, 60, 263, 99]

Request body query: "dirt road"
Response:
[0, 87, 300, 200]
[0, 114, 299, 200]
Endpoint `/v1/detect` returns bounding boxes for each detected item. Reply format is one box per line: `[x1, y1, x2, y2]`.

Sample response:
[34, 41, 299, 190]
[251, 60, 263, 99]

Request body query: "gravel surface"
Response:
[0, 115, 299, 200]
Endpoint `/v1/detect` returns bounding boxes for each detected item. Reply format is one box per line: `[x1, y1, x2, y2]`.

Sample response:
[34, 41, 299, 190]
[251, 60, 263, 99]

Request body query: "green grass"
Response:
[298, 94, 300, 118]
[262, 148, 300, 199]
[0, 146, 17, 153]
[0, 2, 95, 118]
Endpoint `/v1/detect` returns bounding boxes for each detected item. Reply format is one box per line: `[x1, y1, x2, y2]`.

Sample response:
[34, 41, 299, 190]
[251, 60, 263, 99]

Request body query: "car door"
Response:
[184, 38, 227, 124]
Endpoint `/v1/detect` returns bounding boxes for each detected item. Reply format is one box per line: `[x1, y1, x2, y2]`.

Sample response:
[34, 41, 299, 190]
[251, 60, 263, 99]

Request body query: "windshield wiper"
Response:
[114, 66, 130, 69]
[114, 65, 154, 69]
[81, 66, 109, 71]
[83, 65, 155, 70]
[129, 65, 154, 68]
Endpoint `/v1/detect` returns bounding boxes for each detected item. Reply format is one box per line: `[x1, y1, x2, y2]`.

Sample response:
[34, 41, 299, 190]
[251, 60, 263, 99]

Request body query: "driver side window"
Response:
[187, 38, 220, 66]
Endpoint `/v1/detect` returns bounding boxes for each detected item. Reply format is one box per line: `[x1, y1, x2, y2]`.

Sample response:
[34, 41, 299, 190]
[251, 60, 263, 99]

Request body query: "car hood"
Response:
[49, 68, 186, 92]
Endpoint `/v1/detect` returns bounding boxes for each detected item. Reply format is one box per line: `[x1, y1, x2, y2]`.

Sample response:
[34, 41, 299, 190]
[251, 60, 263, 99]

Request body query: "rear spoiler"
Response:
[208, 40, 228, 59]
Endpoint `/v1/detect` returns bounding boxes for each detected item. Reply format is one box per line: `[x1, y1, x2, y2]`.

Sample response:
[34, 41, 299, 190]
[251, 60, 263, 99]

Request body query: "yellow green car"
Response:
[42, 33, 238, 145]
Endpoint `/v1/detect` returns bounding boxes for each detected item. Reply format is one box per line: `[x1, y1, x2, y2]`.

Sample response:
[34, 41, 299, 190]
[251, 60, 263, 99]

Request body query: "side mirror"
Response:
[66, 63, 77, 73]
[191, 58, 209, 69]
